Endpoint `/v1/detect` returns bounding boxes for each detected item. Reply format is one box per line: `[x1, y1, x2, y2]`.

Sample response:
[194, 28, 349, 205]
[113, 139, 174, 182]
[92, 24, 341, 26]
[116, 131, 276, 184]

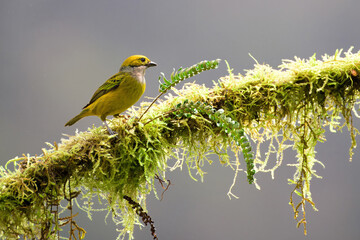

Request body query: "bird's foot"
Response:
[107, 128, 117, 136]
[113, 114, 131, 119]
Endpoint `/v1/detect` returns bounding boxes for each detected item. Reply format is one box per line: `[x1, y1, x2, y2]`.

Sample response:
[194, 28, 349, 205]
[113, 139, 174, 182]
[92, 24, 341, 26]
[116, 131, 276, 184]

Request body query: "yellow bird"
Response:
[65, 55, 157, 133]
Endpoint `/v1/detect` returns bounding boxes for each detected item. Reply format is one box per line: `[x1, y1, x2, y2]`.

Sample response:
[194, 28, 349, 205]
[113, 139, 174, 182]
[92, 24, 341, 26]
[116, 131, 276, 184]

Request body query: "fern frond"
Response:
[159, 59, 221, 93]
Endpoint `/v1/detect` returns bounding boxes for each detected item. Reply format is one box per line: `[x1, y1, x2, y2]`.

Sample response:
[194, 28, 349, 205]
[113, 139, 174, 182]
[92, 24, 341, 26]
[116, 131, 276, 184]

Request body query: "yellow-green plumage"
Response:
[65, 55, 156, 128]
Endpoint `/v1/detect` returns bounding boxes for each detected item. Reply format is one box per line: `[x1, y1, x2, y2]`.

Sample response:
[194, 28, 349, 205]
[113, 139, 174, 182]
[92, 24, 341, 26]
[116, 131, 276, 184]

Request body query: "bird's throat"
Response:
[130, 66, 147, 85]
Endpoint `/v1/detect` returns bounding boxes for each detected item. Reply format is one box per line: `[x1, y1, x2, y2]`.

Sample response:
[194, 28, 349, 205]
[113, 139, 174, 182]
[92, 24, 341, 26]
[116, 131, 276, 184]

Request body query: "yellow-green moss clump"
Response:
[1, 48, 360, 239]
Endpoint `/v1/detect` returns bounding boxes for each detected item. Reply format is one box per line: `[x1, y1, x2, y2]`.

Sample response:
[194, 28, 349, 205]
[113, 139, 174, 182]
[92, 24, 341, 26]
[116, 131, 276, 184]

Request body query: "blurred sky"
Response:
[1, 0, 360, 239]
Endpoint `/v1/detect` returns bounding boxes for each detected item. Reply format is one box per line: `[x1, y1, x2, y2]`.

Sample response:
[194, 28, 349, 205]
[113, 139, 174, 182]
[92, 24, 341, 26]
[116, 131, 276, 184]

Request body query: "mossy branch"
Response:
[1, 48, 360, 239]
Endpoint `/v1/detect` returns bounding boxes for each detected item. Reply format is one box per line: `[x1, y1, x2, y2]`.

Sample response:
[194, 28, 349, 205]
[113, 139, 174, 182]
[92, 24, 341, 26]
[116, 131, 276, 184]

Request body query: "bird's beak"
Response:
[147, 61, 157, 67]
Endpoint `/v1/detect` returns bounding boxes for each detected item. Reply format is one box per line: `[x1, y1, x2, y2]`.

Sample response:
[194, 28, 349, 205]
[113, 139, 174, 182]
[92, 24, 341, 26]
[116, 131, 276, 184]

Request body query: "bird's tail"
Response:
[65, 109, 91, 126]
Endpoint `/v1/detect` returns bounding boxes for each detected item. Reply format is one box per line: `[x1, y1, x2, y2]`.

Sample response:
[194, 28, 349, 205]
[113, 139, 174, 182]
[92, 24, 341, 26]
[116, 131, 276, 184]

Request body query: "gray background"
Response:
[1, 0, 360, 239]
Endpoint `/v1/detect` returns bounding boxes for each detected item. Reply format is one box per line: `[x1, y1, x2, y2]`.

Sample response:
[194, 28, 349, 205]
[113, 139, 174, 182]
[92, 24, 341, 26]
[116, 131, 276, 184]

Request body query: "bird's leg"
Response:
[103, 120, 117, 135]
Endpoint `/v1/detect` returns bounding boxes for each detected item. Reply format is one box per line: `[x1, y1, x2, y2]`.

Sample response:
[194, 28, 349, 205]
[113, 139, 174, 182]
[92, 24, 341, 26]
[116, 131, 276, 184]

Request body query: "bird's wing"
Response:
[83, 72, 124, 109]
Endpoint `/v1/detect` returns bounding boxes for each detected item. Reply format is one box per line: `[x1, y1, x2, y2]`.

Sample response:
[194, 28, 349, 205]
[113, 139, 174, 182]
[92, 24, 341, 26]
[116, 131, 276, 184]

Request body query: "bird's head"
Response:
[120, 55, 157, 72]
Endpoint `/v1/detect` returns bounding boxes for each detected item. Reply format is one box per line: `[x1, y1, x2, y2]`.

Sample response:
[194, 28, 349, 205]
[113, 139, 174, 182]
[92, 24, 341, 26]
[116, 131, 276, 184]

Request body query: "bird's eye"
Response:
[140, 57, 146, 62]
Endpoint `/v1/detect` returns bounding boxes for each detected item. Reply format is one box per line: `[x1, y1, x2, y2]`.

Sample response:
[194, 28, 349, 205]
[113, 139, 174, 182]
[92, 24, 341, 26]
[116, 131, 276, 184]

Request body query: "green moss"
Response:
[1, 48, 360, 239]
